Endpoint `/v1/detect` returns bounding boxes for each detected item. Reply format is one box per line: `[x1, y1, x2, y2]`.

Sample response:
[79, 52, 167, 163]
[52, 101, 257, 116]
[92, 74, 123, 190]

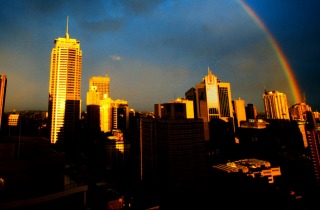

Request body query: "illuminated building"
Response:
[48, 18, 82, 144]
[0, 74, 6, 132]
[185, 87, 198, 118]
[8, 114, 19, 127]
[86, 85, 101, 134]
[212, 158, 281, 184]
[232, 98, 246, 128]
[263, 90, 290, 120]
[289, 102, 312, 121]
[240, 119, 269, 129]
[154, 98, 194, 119]
[89, 75, 110, 100]
[195, 67, 234, 140]
[86, 75, 112, 133]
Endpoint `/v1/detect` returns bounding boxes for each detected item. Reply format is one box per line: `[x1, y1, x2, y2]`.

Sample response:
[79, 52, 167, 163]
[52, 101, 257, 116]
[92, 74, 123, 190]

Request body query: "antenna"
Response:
[66, 16, 69, 39]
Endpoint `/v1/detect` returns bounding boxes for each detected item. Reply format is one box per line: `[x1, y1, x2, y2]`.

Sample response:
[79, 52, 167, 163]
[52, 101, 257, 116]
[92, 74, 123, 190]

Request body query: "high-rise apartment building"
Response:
[263, 90, 290, 120]
[195, 67, 234, 140]
[0, 74, 7, 132]
[87, 75, 112, 133]
[48, 19, 82, 144]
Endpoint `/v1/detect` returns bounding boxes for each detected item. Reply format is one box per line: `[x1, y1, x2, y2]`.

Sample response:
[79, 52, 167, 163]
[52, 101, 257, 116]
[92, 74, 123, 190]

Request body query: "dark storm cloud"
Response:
[115, 0, 165, 16]
[75, 0, 166, 33]
[81, 18, 124, 32]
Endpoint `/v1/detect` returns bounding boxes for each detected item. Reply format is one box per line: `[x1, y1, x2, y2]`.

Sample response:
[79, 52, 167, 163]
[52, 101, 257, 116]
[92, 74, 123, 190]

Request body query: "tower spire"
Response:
[66, 16, 69, 39]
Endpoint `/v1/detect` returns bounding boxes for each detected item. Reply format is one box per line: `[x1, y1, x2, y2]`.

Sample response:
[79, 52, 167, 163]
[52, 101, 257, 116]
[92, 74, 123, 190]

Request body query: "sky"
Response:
[0, 0, 319, 113]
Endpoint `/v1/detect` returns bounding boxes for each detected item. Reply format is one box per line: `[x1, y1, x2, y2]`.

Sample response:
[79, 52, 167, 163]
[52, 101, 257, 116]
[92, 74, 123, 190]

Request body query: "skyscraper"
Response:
[0, 74, 7, 132]
[263, 90, 290, 120]
[195, 67, 234, 140]
[48, 18, 82, 144]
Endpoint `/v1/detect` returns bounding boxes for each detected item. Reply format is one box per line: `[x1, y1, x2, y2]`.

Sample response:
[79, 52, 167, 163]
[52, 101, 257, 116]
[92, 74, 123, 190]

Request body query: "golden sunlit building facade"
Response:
[233, 98, 246, 128]
[48, 20, 82, 144]
[263, 90, 290, 120]
[100, 94, 112, 133]
[195, 67, 234, 140]
[86, 75, 112, 133]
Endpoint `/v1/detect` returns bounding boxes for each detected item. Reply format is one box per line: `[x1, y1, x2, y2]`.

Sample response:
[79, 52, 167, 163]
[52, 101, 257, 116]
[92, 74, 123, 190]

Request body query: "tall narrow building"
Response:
[48, 18, 82, 145]
[0, 74, 7, 132]
[263, 90, 290, 120]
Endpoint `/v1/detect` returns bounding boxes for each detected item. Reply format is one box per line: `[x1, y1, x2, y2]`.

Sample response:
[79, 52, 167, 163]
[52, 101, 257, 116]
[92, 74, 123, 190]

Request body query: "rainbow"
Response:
[238, 0, 302, 104]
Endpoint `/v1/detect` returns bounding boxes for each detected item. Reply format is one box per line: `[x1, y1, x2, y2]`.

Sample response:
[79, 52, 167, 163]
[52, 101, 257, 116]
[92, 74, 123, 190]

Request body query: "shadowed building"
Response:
[245, 103, 257, 120]
[112, 99, 129, 131]
[140, 99, 207, 208]
[0, 136, 65, 204]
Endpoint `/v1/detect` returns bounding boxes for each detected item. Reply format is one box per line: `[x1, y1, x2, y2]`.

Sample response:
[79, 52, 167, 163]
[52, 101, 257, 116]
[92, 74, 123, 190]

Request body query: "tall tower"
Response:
[48, 17, 82, 144]
[0, 74, 7, 132]
[195, 67, 234, 140]
[263, 90, 290, 120]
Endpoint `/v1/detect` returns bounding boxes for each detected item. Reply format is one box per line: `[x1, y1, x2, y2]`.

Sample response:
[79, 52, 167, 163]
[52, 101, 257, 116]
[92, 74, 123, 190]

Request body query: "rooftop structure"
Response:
[212, 158, 281, 184]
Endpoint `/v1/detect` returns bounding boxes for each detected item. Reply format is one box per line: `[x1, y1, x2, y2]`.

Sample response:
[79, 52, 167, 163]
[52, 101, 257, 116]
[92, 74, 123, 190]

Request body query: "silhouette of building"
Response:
[195, 67, 234, 140]
[48, 17, 82, 146]
[140, 99, 207, 201]
[290, 103, 320, 186]
[245, 103, 257, 120]
[0, 136, 65, 205]
[112, 99, 129, 131]
[263, 90, 290, 120]
[0, 74, 6, 133]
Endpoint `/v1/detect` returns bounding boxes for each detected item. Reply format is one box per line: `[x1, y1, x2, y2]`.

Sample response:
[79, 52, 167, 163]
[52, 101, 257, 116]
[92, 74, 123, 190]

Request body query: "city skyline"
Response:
[1, 0, 319, 113]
